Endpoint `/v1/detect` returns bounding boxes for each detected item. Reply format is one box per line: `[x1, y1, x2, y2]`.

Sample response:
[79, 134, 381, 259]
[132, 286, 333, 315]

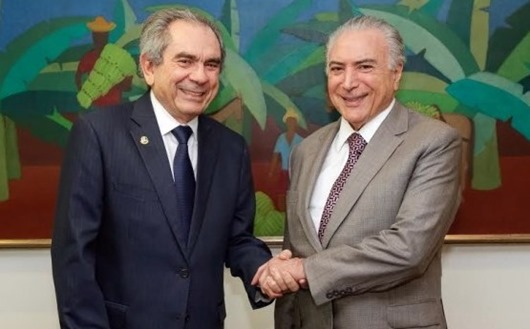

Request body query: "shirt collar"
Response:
[334, 98, 395, 152]
[150, 90, 199, 137]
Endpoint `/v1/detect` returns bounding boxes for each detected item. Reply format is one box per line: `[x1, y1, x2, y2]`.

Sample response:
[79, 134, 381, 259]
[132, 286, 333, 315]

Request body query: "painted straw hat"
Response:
[283, 108, 300, 123]
[87, 16, 116, 32]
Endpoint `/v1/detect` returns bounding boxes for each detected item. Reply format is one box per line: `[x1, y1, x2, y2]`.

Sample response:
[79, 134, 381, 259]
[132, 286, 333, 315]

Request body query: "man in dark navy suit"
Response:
[51, 8, 281, 329]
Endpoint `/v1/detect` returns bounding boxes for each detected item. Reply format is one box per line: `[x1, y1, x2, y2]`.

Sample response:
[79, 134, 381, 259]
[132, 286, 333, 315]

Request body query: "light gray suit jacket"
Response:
[275, 102, 462, 329]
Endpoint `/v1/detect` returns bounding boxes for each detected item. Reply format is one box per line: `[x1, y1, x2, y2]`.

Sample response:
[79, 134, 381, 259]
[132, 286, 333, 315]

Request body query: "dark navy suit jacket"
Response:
[51, 93, 272, 329]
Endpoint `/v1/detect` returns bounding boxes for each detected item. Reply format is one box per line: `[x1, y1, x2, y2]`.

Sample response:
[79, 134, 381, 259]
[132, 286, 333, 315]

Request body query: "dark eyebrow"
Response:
[328, 60, 344, 67]
[174, 52, 198, 61]
[174, 52, 221, 66]
[205, 57, 222, 66]
[355, 59, 377, 66]
[328, 58, 378, 67]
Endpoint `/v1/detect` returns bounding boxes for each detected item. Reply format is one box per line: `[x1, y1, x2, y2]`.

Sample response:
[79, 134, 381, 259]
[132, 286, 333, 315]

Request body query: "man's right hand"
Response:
[251, 249, 307, 298]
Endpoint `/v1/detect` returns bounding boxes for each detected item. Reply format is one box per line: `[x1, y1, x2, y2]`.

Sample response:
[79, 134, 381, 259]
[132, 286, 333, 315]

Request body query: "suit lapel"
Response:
[320, 104, 408, 247]
[187, 115, 219, 252]
[300, 122, 341, 251]
[129, 93, 189, 255]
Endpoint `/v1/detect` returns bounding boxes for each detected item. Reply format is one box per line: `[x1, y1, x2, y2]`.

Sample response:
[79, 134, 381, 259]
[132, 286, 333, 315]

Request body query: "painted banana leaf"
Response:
[276, 64, 325, 97]
[469, 113, 501, 190]
[28, 73, 75, 94]
[244, 0, 322, 78]
[0, 115, 21, 201]
[281, 18, 338, 44]
[206, 82, 237, 115]
[416, 0, 445, 17]
[497, 33, 530, 82]
[111, 0, 138, 43]
[486, 2, 530, 72]
[223, 48, 267, 129]
[220, 0, 240, 50]
[254, 191, 285, 237]
[292, 47, 326, 74]
[3, 116, 20, 179]
[261, 43, 321, 84]
[399, 73, 463, 113]
[446, 0, 474, 47]
[443, 68, 530, 190]
[286, 8, 465, 82]
[262, 82, 307, 129]
[244, 0, 313, 66]
[396, 90, 459, 112]
[0, 115, 9, 201]
[1, 91, 79, 147]
[361, 5, 480, 82]
[467, 0, 490, 70]
[281, 5, 445, 76]
[0, 18, 89, 99]
[51, 44, 91, 65]
[338, 0, 363, 23]
[302, 84, 327, 100]
[115, 24, 142, 49]
[446, 72, 530, 139]
[251, 42, 302, 76]
[47, 106, 74, 131]
[25, 61, 79, 93]
[291, 95, 338, 127]
[400, 72, 449, 93]
[282, 5, 480, 83]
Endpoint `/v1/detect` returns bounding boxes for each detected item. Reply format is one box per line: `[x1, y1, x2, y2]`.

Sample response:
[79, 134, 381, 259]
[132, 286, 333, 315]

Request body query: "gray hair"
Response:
[140, 8, 225, 68]
[325, 15, 405, 74]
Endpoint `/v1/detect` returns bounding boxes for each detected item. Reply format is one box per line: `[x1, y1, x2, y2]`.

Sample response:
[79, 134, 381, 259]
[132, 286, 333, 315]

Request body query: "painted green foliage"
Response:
[77, 44, 137, 109]
[278, 0, 530, 190]
[0, 0, 529, 202]
[254, 191, 285, 236]
[0, 115, 21, 201]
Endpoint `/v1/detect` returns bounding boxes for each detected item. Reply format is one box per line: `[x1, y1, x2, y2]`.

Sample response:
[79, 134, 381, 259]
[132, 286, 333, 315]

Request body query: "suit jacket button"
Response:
[179, 268, 190, 278]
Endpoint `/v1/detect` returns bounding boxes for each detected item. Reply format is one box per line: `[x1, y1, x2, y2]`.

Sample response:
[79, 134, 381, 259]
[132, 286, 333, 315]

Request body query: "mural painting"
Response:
[0, 0, 529, 242]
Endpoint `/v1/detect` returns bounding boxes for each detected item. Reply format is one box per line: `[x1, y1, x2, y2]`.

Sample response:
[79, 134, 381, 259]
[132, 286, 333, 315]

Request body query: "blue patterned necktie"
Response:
[171, 126, 195, 244]
[318, 133, 367, 243]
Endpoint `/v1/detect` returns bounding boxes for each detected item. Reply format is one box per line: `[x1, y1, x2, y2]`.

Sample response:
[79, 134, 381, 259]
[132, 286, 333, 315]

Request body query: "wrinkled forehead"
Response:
[327, 28, 389, 64]
[166, 20, 222, 55]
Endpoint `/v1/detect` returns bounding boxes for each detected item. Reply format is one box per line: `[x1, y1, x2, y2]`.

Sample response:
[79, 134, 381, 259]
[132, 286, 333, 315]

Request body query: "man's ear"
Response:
[140, 53, 154, 86]
[393, 63, 404, 90]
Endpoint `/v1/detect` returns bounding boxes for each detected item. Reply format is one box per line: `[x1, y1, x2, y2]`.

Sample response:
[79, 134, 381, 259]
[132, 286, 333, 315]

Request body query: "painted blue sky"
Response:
[0, 0, 525, 52]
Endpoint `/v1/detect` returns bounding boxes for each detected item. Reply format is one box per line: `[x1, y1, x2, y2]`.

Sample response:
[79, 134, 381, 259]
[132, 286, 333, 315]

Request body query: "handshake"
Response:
[251, 250, 308, 298]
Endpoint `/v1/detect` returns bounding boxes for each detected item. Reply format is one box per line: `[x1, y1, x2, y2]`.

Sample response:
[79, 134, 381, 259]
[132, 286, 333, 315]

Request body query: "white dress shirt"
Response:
[309, 99, 395, 231]
[150, 91, 198, 180]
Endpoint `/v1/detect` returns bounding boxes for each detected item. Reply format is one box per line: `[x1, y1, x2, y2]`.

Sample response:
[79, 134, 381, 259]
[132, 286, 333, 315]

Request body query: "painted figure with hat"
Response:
[268, 108, 304, 210]
[75, 16, 133, 108]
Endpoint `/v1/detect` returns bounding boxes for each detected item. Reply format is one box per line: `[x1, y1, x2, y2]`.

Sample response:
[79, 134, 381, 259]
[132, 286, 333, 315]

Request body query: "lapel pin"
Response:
[140, 136, 149, 145]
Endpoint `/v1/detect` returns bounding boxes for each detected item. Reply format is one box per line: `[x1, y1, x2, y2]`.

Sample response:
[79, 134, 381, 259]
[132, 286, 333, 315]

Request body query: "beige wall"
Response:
[1, 245, 529, 328]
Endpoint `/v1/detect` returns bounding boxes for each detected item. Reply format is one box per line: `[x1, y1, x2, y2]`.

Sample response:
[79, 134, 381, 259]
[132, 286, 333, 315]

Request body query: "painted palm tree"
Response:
[148, 0, 311, 142]
[275, 0, 530, 190]
[0, 0, 311, 208]
[0, 17, 89, 200]
[0, 0, 137, 200]
[2, 0, 526, 213]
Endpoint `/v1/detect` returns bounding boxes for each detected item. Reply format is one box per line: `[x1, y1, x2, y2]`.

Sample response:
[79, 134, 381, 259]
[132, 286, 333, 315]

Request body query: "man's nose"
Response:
[189, 64, 208, 84]
[342, 68, 359, 90]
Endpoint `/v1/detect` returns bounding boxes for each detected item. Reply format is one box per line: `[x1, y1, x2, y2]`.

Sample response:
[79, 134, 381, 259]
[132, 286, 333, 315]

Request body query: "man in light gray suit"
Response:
[254, 15, 462, 329]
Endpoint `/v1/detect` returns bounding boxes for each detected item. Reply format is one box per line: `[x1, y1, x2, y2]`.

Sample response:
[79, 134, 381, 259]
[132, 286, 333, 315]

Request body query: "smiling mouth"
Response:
[342, 93, 367, 104]
[180, 88, 206, 98]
